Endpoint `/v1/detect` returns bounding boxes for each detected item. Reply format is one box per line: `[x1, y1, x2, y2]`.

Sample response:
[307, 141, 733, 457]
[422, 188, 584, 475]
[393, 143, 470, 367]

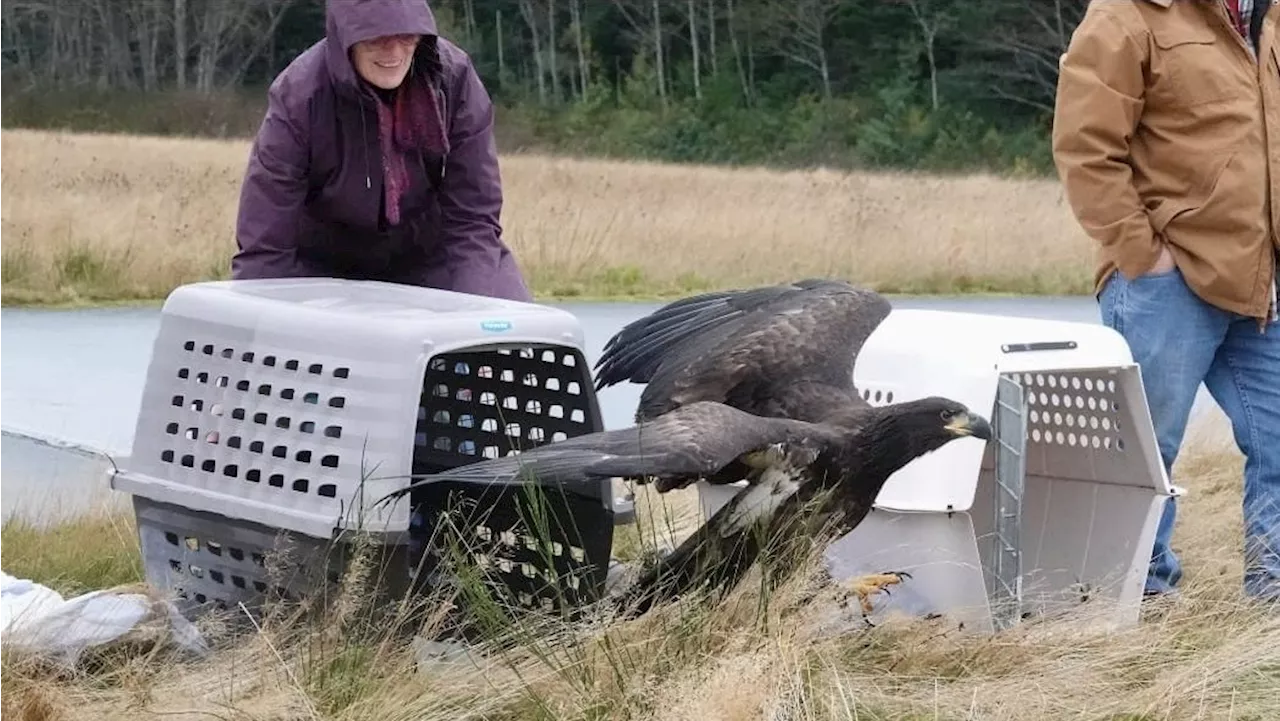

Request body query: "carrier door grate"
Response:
[989, 374, 1028, 631]
[407, 345, 613, 632]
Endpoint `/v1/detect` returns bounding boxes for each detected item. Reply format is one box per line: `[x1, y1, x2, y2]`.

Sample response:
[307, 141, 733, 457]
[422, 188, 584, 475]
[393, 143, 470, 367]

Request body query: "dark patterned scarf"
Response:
[375, 72, 449, 226]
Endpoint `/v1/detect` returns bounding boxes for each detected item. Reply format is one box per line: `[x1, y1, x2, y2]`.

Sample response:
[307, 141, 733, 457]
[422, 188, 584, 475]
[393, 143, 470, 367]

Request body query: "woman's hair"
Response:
[412, 33, 444, 85]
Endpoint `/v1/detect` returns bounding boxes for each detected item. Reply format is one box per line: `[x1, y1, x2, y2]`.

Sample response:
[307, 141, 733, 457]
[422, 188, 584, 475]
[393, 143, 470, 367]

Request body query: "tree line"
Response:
[0, 0, 1089, 174]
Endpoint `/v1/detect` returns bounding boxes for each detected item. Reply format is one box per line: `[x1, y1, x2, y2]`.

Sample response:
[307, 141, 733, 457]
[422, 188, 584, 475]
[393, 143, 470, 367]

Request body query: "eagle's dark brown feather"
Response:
[593, 278, 893, 422]
[373, 401, 828, 503]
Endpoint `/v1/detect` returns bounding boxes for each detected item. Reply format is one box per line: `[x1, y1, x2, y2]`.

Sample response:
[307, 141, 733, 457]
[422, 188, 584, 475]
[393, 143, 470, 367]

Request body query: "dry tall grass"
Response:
[3, 439, 1278, 721]
[0, 128, 1097, 306]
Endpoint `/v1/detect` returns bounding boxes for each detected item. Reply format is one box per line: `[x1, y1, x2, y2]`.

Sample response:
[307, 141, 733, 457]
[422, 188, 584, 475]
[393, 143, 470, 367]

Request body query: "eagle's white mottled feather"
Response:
[721, 464, 803, 536]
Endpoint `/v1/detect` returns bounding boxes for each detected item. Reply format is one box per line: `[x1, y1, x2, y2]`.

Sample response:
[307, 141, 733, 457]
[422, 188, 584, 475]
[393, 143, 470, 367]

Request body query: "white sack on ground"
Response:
[1, 571, 208, 665]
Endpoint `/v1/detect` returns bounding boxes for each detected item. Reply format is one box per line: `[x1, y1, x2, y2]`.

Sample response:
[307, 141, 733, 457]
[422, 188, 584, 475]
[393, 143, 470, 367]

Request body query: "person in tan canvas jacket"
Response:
[1054, 0, 1280, 603]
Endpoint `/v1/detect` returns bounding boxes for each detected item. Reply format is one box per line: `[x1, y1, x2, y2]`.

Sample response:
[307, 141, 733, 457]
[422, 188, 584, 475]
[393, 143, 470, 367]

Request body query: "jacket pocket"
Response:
[1150, 26, 1241, 106]
[1150, 150, 1236, 232]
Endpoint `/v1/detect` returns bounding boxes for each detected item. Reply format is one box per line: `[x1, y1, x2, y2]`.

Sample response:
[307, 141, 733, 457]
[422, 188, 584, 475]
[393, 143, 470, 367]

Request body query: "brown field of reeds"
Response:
[0, 128, 1097, 306]
[3, 437, 1278, 721]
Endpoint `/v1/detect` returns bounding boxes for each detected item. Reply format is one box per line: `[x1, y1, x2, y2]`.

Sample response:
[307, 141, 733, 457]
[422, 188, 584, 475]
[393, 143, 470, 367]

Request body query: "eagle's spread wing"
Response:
[374, 402, 821, 506]
[592, 279, 892, 421]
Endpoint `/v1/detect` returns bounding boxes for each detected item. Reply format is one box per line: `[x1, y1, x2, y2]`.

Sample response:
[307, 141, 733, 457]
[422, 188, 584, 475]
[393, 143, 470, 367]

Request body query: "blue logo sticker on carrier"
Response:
[480, 319, 512, 332]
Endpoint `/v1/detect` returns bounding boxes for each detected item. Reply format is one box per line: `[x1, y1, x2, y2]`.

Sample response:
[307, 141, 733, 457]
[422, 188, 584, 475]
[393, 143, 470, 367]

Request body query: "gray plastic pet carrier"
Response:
[108, 279, 626, 622]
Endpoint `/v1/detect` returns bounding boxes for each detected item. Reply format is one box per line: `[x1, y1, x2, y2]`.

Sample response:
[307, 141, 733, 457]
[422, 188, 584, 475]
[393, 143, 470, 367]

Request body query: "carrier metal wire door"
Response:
[989, 374, 1028, 630]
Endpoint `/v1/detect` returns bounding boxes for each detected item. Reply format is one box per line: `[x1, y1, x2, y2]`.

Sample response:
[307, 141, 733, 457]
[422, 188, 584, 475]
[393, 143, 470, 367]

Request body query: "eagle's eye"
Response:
[940, 408, 956, 421]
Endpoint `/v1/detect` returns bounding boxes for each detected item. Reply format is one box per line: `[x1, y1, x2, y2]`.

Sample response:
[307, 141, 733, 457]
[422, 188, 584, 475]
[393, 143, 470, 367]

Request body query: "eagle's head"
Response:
[879, 395, 993, 458]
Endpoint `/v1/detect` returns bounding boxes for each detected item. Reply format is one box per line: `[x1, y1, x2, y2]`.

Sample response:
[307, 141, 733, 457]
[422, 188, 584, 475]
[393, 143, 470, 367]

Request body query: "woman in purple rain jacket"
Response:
[231, 0, 532, 302]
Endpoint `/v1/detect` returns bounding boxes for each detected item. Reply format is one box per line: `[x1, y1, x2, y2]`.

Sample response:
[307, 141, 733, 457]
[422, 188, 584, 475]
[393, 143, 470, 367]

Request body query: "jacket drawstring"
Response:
[359, 93, 371, 190]
[437, 79, 448, 184]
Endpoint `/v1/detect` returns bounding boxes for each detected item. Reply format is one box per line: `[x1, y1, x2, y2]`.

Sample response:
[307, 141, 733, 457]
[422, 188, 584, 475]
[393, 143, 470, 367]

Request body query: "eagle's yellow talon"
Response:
[843, 571, 911, 615]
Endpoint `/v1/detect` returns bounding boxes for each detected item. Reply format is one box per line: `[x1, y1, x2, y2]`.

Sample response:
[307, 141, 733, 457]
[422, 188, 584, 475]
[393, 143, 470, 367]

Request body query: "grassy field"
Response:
[0, 128, 1097, 307]
[3, 438, 1278, 721]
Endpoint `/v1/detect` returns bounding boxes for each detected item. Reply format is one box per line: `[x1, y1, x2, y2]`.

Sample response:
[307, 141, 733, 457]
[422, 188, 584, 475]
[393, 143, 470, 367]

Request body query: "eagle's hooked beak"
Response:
[946, 412, 993, 441]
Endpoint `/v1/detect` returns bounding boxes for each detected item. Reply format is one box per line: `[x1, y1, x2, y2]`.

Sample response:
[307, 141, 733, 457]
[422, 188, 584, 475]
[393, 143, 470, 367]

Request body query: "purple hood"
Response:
[231, 0, 532, 302]
[324, 0, 435, 100]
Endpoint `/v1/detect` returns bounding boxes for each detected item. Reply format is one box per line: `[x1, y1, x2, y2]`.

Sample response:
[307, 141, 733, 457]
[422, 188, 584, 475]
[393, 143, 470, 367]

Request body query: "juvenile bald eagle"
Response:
[591, 278, 989, 616]
[377, 279, 993, 621]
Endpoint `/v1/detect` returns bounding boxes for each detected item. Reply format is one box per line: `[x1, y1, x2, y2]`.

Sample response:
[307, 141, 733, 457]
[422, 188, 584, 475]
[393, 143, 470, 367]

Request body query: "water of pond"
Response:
[0, 295, 1228, 524]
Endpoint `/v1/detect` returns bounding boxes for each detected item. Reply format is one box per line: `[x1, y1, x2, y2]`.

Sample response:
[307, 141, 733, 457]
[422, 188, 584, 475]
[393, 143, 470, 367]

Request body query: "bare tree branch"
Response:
[757, 0, 843, 99]
[611, 0, 668, 107]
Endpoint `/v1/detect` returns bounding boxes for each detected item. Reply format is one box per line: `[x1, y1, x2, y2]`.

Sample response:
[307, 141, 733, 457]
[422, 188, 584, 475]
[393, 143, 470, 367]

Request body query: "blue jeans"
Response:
[1098, 266, 1280, 601]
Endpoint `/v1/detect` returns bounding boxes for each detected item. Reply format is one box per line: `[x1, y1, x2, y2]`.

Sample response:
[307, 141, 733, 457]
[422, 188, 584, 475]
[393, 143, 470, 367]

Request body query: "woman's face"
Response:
[351, 33, 421, 90]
